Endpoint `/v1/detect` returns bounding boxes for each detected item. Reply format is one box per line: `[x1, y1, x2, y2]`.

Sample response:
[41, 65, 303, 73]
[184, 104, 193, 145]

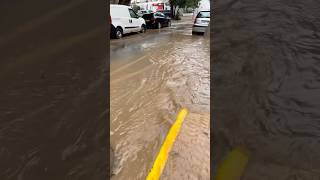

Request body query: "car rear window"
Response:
[155, 12, 165, 17]
[142, 13, 154, 20]
[197, 11, 210, 18]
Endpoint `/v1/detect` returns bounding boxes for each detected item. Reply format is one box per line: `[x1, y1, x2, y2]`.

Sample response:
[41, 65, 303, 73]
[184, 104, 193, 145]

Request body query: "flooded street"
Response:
[110, 15, 210, 179]
[0, 1, 107, 179]
[213, 0, 320, 179]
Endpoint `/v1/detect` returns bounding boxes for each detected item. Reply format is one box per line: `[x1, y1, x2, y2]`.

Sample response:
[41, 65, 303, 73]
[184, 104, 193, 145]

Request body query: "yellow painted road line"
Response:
[146, 108, 188, 180]
[216, 146, 249, 180]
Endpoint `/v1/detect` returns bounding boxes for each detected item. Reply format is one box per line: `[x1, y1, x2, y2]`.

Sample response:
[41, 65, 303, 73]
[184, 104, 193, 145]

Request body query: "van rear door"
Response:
[110, 6, 131, 34]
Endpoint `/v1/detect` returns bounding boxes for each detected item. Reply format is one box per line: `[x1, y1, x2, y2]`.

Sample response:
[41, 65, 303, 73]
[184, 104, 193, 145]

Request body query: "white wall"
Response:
[199, 0, 210, 10]
[192, 0, 210, 20]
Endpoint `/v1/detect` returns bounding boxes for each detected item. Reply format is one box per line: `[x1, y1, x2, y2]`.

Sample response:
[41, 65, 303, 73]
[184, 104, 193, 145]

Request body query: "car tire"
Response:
[115, 27, 123, 39]
[140, 25, 146, 33]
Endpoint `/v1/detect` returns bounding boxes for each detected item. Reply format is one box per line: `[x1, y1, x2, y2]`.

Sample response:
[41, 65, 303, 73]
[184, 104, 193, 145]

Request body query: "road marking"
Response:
[146, 108, 188, 180]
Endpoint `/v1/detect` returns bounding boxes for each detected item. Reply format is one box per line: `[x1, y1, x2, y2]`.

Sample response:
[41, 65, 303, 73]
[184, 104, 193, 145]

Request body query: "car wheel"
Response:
[140, 25, 146, 33]
[115, 27, 123, 39]
[157, 22, 161, 29]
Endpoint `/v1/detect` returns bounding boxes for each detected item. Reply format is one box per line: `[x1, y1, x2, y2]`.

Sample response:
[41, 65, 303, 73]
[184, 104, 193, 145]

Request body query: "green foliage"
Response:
[132, 4, 140, 12]
[170, 0, 186, 7]
[185, 0, 201, 8]
[169, 0, 199, 20]
[170, 0, 200, 8]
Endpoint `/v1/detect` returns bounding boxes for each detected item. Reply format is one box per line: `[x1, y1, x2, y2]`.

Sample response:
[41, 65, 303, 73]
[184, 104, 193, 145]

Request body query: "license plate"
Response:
[202, 20, 209, 23]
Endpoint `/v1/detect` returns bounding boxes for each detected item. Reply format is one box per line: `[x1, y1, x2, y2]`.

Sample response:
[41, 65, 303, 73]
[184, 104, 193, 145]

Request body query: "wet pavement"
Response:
[110, 15, 210, 179]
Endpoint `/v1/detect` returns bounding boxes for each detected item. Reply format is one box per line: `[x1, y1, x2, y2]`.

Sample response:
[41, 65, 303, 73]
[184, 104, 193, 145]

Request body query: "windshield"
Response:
[197, 11, 210, 18]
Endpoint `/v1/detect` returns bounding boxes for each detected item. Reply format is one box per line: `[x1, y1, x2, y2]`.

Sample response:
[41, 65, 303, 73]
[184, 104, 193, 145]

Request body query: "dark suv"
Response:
[142, 12, 171, 29]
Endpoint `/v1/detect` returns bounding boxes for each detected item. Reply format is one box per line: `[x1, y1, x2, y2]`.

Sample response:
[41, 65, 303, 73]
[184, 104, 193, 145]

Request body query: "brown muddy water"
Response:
[0, 1, 107, 179]
[110, 16, 210, 179]
[162, 113, 210, 180]
[213, 0, 320, 179]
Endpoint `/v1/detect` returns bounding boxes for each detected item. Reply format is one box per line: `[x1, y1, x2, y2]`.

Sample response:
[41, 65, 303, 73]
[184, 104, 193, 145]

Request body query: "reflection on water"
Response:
[213, 0, 320, 179]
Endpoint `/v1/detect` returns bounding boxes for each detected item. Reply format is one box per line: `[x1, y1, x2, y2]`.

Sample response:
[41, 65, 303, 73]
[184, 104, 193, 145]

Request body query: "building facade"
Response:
[131, 0, 170, 11]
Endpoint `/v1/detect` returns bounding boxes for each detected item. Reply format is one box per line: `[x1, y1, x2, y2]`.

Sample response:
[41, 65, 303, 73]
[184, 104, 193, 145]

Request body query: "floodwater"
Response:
[0, 1, 107, 179]
[162, 113, 210, 180]
[110, 16, 210, 179]
[213, 0, 320, 179]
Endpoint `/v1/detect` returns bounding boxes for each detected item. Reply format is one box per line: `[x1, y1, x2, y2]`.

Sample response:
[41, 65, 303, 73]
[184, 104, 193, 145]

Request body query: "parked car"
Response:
[192, 10, 210, 34]
[142, 12, 171, 29]
[156, 10, 172, 17]
[110, 5, 147, 39]
[137, 10, 153, 17]
[137, 10, 146, 17]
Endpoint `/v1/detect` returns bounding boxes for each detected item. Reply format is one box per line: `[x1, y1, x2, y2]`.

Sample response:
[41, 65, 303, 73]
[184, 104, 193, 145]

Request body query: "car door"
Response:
[128, 9, 141, 32]
[154, 12, 165, 25]
[159, 12, 168, 25]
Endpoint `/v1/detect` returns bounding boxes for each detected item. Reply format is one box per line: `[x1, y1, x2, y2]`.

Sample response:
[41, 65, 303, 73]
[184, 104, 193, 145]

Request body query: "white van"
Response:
[110, 5, 147, 39]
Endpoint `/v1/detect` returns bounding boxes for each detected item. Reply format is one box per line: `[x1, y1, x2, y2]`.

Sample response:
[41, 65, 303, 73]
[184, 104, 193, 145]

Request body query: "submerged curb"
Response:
[146, 108, 188, 180]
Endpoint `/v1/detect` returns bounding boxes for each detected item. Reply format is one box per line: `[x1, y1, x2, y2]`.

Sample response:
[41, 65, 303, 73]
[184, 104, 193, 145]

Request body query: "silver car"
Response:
[192, 10, 210, 34]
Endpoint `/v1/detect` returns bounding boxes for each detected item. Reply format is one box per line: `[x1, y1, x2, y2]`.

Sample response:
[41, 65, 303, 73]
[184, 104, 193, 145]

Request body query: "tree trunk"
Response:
[172, 6, 176, 18]
[170, 1, 174, 18]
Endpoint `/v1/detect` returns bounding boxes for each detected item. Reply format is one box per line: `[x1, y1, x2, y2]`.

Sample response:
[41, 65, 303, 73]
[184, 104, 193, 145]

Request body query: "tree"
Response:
[169, 0, 186, 19]
[169, 0, 199, 19]
[132, 4, 141, 12]
[185, 0, 201, 9]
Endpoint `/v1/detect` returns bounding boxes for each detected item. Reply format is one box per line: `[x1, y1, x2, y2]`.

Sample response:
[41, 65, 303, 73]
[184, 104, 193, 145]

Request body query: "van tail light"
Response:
[110, 16, 112, 24]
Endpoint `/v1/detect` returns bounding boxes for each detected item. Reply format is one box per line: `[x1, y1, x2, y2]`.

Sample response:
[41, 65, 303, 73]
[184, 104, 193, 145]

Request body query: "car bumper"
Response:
[111, 25, 116, 36]
[145, 21, 155, 27]
[192, 24, 208, 33]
